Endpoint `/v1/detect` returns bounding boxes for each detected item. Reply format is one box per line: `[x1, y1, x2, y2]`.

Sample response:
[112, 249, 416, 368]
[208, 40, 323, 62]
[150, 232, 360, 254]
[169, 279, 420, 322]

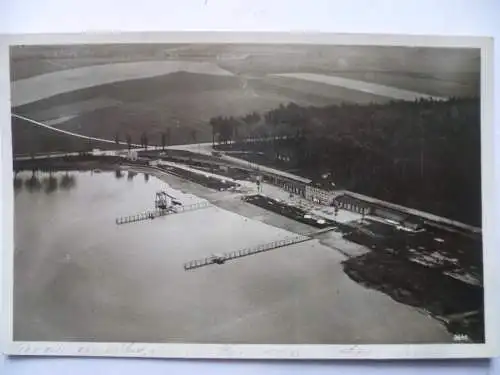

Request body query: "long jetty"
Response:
[116, 201, 211, 225]
[183, 234, 312, 271]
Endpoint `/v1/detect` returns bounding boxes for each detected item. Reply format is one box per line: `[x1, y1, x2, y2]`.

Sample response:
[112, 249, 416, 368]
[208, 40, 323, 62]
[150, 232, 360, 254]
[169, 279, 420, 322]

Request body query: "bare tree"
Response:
[126, 134, 132, 151]
[161, 132, 166, 151]
[166, 127, 172, 146]
[190, 129, 198, 144]
[141, 132, 149, 150]
[209, 118, 217, 147]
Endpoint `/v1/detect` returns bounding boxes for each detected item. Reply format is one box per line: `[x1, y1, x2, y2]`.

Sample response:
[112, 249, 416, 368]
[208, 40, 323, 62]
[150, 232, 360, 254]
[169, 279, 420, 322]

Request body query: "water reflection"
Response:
[60, 173, 76, 190]
[25, 173, 42, 192]
[43, 173, 59, 194]
[14, 168, 156, 194]
[15, 171, 78, 193]
[14, 173, 23, 192]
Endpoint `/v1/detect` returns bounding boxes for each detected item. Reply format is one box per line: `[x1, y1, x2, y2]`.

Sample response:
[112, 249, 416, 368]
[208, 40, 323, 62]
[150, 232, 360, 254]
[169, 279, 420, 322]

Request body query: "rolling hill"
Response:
[10, 43, 480, 155]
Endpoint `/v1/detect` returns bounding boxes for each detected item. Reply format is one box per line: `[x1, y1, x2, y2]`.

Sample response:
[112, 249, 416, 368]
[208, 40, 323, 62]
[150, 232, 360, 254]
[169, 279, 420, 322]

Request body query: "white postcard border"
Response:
[1, 31, 497, 359]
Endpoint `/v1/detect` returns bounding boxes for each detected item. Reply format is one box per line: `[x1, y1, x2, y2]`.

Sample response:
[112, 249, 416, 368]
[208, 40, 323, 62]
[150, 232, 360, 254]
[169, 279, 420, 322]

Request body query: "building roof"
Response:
[220, 154, 312, 184]
[343, 190, 481, 234]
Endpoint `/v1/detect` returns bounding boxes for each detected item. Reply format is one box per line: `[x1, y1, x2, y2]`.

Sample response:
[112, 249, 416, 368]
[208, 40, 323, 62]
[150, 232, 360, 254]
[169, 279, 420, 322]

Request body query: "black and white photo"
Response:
[1, 33, 496, 359]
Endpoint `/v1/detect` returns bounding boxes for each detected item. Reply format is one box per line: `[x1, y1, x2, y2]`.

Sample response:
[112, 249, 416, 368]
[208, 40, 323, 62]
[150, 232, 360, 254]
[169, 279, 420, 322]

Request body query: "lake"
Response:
[13, 170, 452, 344]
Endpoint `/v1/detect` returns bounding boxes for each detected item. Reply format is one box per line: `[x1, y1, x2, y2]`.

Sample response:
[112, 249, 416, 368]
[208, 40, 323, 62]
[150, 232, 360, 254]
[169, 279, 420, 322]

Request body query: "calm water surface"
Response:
[13, 170, 452, 344]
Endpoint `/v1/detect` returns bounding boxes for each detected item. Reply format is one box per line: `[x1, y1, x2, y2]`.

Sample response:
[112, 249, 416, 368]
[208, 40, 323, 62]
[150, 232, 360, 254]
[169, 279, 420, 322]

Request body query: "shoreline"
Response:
[13, 159, 485, 343]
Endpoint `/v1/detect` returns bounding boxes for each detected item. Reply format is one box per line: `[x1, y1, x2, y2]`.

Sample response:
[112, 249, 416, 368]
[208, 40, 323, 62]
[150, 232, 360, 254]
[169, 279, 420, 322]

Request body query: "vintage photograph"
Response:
[4, 35, 490, 355]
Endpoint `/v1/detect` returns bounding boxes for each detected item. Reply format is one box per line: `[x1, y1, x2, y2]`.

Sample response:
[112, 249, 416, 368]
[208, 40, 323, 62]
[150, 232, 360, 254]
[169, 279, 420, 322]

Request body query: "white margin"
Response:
[0, 31, 497, 359]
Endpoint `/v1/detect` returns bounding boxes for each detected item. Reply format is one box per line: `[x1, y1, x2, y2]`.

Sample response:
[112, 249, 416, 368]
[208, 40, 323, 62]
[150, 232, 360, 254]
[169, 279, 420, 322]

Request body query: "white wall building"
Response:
[92, 149, 118, 157]
[127, 150, 138, 161]
[305, 185, 336, 205]
[149, 159, 161, 167]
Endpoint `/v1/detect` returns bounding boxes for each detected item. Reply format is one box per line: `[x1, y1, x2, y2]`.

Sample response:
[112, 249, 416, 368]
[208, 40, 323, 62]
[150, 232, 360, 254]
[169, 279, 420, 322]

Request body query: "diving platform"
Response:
[116, 201, 210, 225]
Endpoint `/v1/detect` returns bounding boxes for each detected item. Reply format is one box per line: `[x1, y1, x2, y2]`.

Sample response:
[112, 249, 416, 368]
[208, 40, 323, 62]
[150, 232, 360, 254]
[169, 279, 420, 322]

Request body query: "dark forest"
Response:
[211, 98, 481, 226]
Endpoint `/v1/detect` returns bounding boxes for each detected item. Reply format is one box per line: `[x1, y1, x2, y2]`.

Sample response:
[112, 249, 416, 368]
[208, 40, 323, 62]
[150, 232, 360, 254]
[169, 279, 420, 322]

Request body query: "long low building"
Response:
[206, 153, 481, 235]
[249, 166, 481, 235]
[220, 154, 312, 184]
[334, 191, 481, 236]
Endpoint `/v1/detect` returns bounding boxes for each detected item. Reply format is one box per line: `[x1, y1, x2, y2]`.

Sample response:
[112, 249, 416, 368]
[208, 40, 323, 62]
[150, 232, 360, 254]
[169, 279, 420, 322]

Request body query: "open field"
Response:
[11, 44, 480, 94]
[11, 61, 234, 107]
[10, 44, 480, 155]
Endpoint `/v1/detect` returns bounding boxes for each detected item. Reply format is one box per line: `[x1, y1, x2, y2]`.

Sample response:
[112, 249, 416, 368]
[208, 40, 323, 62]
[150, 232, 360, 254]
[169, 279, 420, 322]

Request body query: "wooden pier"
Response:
[183, 234, 312, 271]
[116, 201, 210, 225]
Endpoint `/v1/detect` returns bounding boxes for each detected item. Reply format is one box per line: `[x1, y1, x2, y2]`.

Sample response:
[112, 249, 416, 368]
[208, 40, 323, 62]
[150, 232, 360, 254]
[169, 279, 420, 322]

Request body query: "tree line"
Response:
[209, 112, 262, 145]
[112, 126, 197, 151]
